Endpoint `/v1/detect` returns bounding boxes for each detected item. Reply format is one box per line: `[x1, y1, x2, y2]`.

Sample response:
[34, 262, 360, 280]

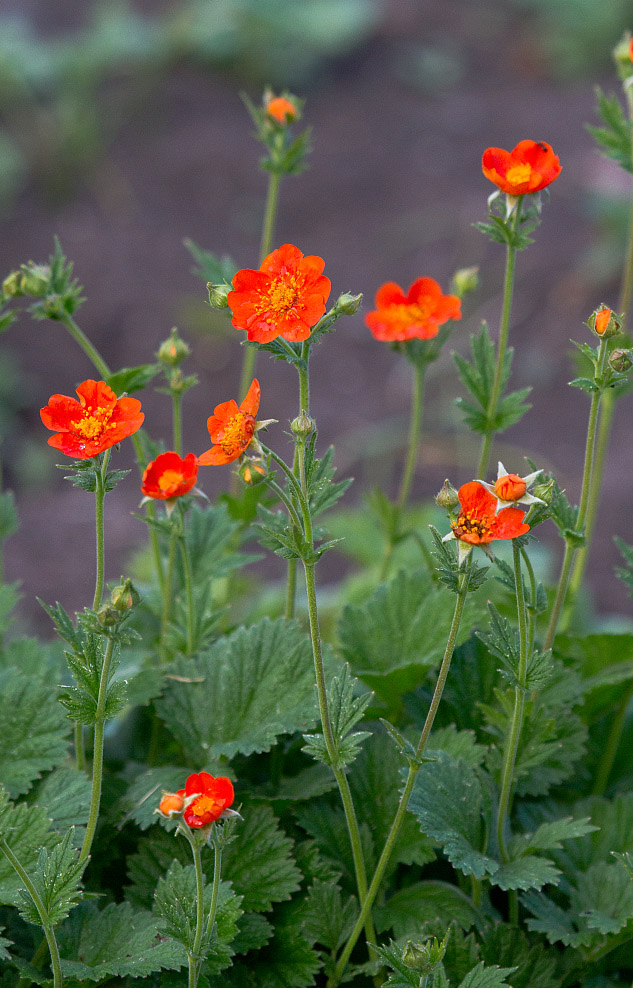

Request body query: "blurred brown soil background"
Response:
[1, 0, 632, 630]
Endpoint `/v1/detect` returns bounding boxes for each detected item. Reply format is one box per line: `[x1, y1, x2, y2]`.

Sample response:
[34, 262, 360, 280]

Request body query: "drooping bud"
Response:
[451, 265, 479, 298]
[531, 477, 556, 505]
[494, 472, 527, 502]
[158, 792, 184, 818]
[609, 347, 633, 374]
[207, 282, 231, 309]
[157, 327, 190, 367]
[20, 263, 51, 297]
[291, 409, 314, 440]
[110, 577, 140, 614]
[589, 305, 621, 339]
[435, 479, 459, 511]
[334, 292, 363, 316]
[2, 270, 24, 298]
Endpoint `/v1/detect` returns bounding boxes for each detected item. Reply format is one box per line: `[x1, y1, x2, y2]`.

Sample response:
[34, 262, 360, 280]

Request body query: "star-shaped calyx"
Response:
[476, 461, 545, 512]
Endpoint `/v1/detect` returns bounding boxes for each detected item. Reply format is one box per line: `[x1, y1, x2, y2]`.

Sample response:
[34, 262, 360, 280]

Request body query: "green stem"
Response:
[205, 839, 223, 941]
[0, 839, 63, 988]
[618, 88, 633, 326]
[59, 313, 111, 379]
[496, 542, 528, 865]
[544, 336, 609, 649]
[172, 392, 183, 457]
[592, 680, 633, 796]
[80, 636, 115, 862]
[178, 506, 196, 655]
[74, 723, 85, 773]
[477, 201, 522, 480]
[92, 451, 110, 611]
[329, 562, 471, 988]
[397, 362, 425, 511]
[160, 528, 178, 662]
[521, 546, 537, 660]
[285, 347, 310, 618]
[188, 839, 205, 988]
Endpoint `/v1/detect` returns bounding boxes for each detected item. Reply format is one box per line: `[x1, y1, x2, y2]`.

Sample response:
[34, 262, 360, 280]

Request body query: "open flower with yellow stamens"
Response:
[476, 461, 545, 512]
[177, 772, 235, 829]
[482, 140, 561, 196]
[442, 481, 530, 565]
[227, 244, 331, 344]
[40, 379, 144, 459]
[198, 379, 273, 466]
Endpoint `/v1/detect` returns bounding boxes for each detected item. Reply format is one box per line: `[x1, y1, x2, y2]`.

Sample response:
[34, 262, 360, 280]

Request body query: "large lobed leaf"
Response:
[156, 618, 321, 759]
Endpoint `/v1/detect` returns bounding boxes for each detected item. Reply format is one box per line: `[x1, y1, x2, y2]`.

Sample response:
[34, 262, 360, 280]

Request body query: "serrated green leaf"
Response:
[490, 855, 559, 892]
[374, 881, 482, 938]
[615, 537, 633, 595]
[303, 664, 372, 769]
[154, 861, 240, 969]
[232, 911, 273, 955]
[407, 753, 497, 880]
[248, 902, 321, 988]
[184, 238, 238, 284]
[156, 618, 320, 759]
[425, 726, 487, 770]
[184, 502, 250, 582]
[478, 924, 561, 988]
[17, 830, 86, 927]
[118, 765, 190, 831]
[569, 376, 600, 393]
[337, 569, 476, 704]
[57, 901, 185, 980]
[0, 926, 12, 961]
[458, 962, 516, 988]
[370, 941, 420, 988]
[0, 667, 70, 797]
[508, 817, 597, 859]
[106, 363, 160, 396]
[30, 767, 92, 836]
[0, 790, 59, 906]
[301, 880, 357, 952]
[295, 802, 373, 890]
[588, 88, 633, 173]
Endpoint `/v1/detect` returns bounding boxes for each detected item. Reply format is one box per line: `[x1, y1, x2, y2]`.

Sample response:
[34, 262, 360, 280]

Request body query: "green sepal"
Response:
[27, 238, 85, 321]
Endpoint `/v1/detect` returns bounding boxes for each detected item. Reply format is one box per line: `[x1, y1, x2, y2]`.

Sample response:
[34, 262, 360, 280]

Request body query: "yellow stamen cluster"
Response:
[505, 163, 533, 186]
[259, 275, 301, 318]
[191, 794, 222, 818]
[452, 510, 491, 541]
[219, 411, 253, 456]
[158, 469, 184, 492]
[71, 405, 115, 440]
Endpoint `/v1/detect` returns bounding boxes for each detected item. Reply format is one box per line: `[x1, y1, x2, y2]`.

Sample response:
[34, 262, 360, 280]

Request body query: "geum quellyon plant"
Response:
[2, 76, 633, 988]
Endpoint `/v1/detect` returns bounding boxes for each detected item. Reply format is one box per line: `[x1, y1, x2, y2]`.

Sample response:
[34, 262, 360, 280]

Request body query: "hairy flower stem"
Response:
[178, 507, 196, 656]
[592, 681, 633, 797]
[329, 563, 471, 988]
[92, 451, 110, 610]
[160, 530, 178, 663]
[187, 838, 205, 988]
[477, 200, 522, 480]
[285, 350, 311, 619]
[74, 724, 86, 773]
[0, 839, 63, 988]
[496, 542, 529, 869]
[205, 839, 223, 941]
[80, 635, 116, 862]
[544, 336, 609, 650]
[173, 392, 183, 457]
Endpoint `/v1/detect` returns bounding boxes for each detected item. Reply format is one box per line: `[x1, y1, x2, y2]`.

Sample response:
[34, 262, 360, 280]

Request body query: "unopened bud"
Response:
[609, 348, 633, 374]
[2, 270, 23, 298]
[451, 265, 479, 298]
[97, 603, 120, 628]
[402, 934, 448, 975]
[495, 473, 526, 502]
[42, 293, 63, 319]
[435, 479, 459, 511]
[207, 282, 231, 309]
[334, 292, 363, 316]
[20, 263, 50, 297]
[265, 92, 299, 125]
[613, 32, 633, 81]
[157, 327, 190, 367]
[531, 478, 555, 505]
[291, 410, 314, 439]
[589, 305, 621, 339]
[158, 792, 184, 818]
[402, 942, 427, 970]
[111, 577, 140, 614]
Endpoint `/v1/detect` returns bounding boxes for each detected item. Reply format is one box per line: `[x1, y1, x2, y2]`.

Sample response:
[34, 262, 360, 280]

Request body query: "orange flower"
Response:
[494, 472, 527, 501]
[41, 379, 144, 459]
[365, 278, 461, 342]
[141, 451, 199, 500]
[482, 140, 561, 196]
[158, 792, 184, 817]
[443, 481, 529, 564]
[591, 305, 620, 338]
[266, 95, 297, 124]
[198, 378, 261, 465]
[177, 772, 235, 828]
[228, 244, 331, 344]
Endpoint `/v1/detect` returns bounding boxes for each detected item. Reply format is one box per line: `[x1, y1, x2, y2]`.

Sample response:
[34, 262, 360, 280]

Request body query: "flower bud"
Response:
[241, 460, 266, 484]
[110, 577, 140, 614]
[96, 603, 120, 628]
[402, 934, 448, 975]
[334, 292, 363, 316]
[451, 265, 479, 298]
[609, 348, 633, 373]
[435, 479, 459, 511]
[20, 263, 50, 297]
[42, 293, 63, 319]
[291, 409, 314, 439]
[494, 472, 527, 502]
[531, 477, 555, 505]
[157, 327, 190, 367]
[265, 92, 299, 125]
[589, 305, 621, 339]
[207, 282, 231, 309]
[158, 792, 184, 818]
[2, 270, 24, 298]
[402, 942, 428, 970]
[613, 32, 633, 81]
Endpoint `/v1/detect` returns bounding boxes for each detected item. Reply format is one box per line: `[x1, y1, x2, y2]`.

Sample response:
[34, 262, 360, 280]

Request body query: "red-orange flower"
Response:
[198, 378, 261, 465]
[177, 772, 235, 828]
[495, 473, 527, 502]
[141, 451, 199, 500]
[482, 140, 561, 196]
[443, 481, 529, 563]
[41, 379, 144, 459]
[365, 278, 461, 342]
[228, 244, 331, 344]
[266, 95, 297, 124]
